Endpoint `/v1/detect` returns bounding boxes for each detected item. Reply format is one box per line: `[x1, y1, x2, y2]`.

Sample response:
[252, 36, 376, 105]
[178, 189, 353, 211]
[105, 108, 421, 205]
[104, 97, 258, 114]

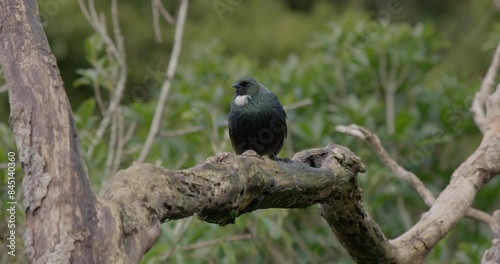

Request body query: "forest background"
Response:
[1, 0, 500, 263]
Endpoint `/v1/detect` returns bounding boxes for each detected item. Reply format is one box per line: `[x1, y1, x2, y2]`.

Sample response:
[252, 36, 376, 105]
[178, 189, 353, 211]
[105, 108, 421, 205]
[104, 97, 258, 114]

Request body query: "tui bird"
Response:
[228, 76, 287, 160]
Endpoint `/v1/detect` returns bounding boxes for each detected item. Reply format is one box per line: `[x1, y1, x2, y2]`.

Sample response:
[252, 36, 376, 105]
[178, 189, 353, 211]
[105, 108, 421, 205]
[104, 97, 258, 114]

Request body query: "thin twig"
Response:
[206, 110, 228, 155]
[154, 0, 176, 24]
[262, 236, 289, 263]
[396, 196, 413, 230]
[180, 234, 253, 251]
[108, 0, 126, 177]
[162, 217, 194, 261]
[158, 125, 204, 137]
[335, 125, 366, 139]
[78, 0, 120, 60]
[283, 98, 313, 111]
[173, 153, 188, 170]
[379, 53, 388, 89]
[104, 111, 119, 185]
[78, 0, 128, 158]
[396, 64, 410, 88]
[493, 210, 500, 236]
[123, 121, 137, 144]
[336, 124, 435, 206]
[138, 0, 189, 162]
[209, 110, 222, 154]
[285, 222, 317, 260]
[389, 53, 400, 89]
[335, 124, 498, 230]
[151, 0, 162, 43]
[111, 0, 126, 58]
[123, 145, 143, 155]
[100, 111, 125, 196]
[112, 110, 125, 176]
[92, 79, 106, 115]
[471, 40, 500, 133]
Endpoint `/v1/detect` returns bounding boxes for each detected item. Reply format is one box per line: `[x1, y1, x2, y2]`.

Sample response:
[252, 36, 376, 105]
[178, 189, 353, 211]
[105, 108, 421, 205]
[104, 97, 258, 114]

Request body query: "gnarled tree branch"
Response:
[411, 82, 498, 263]
[138, 0, 189, 162]
[336, 124, 497, 230]
[482, 210, 500, 264]
[293, 147, 397, 263]
[471, 40, 500, 133]
[2, 1, 500, 264]
[100, 146, 366, 261]
[333, 85, 500, 263]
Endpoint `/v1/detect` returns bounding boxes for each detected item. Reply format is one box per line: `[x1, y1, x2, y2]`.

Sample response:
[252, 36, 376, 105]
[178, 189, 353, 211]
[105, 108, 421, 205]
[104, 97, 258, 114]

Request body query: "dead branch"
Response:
[391, 82, 500, 263]
[101, 146, 367, 262]
[159, 125, 205, 137]
[471, 40, 500, 133]
[335, 124, 497, 230]
[78, 0, 128, 158]
[482, 210, 500, 264]
[180, 233, 253, 251]
[138, 0, 189, 162]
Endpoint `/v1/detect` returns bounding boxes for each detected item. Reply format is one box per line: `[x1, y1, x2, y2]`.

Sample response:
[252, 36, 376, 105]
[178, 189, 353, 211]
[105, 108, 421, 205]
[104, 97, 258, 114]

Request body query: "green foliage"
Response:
[68, 12, 498, 262]
[74, 34, 114, 90]
[0, 1, 498, 263]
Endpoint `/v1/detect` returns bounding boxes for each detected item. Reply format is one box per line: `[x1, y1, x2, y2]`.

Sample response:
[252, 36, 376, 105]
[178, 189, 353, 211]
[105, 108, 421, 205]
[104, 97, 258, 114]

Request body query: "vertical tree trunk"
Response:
[0, 1, 101, 262]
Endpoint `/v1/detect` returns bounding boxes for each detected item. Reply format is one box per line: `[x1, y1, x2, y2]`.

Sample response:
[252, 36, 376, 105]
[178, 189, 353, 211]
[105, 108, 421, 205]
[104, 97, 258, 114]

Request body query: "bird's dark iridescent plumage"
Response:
[228, 77, 287, 160]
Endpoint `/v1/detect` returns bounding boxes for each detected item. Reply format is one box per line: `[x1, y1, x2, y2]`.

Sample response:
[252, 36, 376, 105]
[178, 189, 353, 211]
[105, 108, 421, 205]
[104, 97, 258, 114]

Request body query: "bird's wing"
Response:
[270, 93, 287, 156]
[228, 107, 235, 142]
[271, 93, 287, 138]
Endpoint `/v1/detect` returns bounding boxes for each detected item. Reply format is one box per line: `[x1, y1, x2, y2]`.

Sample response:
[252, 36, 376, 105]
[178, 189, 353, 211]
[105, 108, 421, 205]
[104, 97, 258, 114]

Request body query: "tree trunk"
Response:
[0, 0, 111, 263]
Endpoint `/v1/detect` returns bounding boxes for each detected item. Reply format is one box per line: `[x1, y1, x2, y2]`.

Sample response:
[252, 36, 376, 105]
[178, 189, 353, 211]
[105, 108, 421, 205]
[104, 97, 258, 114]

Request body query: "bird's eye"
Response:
[241, 81, 249, 87]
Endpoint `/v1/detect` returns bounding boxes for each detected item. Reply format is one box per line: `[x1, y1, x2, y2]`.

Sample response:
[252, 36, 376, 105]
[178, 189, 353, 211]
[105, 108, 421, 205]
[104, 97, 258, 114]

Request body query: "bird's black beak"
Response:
[232, 84, 240, 89]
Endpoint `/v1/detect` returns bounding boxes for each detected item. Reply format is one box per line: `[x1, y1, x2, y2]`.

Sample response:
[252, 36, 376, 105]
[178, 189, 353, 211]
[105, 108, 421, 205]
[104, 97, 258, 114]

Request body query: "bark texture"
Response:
[482, 210, 500, 264]
[0, 1, 102, 263]
[103, 147, 366, 262]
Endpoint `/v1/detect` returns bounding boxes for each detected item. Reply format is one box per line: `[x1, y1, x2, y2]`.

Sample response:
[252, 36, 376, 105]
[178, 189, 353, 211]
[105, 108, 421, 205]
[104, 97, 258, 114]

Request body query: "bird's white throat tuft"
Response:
[234, 95, 251, 106]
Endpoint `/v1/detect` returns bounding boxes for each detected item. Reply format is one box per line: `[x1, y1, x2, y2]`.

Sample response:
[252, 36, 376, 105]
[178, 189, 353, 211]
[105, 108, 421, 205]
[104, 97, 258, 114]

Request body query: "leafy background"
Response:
[1, 0, 500, 263]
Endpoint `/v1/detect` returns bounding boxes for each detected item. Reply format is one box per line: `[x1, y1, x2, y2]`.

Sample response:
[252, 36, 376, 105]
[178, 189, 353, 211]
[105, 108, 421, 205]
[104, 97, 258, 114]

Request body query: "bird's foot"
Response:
[268, 154, 292, 163]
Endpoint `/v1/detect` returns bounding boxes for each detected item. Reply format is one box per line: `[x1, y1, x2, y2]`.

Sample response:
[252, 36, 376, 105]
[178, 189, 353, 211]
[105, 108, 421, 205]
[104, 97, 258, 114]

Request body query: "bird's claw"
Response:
[268, 154, 292, 163]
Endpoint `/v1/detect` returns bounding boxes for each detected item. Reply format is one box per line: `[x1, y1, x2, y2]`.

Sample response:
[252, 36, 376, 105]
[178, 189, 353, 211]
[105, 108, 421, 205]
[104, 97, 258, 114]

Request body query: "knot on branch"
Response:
[292, 144, 366, 175]
[482, 88, 500, 174]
